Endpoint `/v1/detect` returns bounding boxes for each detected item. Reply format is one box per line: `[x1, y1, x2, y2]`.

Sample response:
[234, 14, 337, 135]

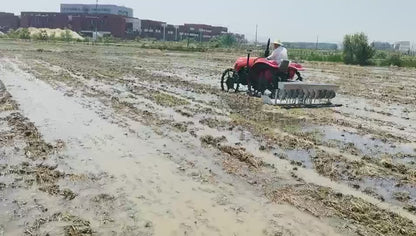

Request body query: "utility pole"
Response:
[187, 29, 190, 48]
[174, 25, 179, 41]
[162, 23, 166, 41]
[94, 0, 98, 41]
[255, 24, 258, 45]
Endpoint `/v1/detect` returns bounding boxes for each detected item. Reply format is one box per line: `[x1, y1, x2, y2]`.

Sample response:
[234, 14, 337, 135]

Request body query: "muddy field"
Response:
[0, 40, 416, 235]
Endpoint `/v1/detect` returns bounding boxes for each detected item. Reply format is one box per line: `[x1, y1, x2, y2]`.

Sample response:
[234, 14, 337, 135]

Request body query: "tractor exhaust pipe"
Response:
[246, 49, 252, 96]
[264, 38, 270, 57]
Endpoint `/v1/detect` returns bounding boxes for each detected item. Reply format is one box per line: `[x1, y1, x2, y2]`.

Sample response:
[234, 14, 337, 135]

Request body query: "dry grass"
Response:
[269, 184, 416, 236]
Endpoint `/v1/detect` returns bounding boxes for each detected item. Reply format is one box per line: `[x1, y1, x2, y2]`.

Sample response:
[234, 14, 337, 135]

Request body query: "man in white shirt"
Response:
[267, 40, 288, 64]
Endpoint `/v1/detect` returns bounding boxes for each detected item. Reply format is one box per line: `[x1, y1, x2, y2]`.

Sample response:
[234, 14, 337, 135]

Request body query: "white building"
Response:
[394, 41, 411, 53]
[125, 18, 141, 33]
[60, 4, 133, 17]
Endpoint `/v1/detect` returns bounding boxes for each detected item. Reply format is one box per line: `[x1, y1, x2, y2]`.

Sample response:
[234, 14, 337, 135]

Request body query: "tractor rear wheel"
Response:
[221, 68, 239, 92]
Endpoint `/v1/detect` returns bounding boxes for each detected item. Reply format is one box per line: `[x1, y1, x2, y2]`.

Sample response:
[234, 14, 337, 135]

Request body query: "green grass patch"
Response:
[289, 49, 343, 63]
[151, 92, 190, 107]
[282, 124, 301, 134]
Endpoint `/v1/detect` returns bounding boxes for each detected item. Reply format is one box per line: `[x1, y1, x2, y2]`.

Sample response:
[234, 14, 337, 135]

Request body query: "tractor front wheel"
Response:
[221, 68, 239, 92]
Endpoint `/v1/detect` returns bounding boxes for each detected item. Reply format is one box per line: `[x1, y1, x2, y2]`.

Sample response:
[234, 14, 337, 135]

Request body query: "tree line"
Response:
[342, 32, 414, 67]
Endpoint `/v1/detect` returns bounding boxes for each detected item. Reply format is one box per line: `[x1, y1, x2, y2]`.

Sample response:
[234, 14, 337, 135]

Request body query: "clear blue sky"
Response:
[3, 0, 415, 44]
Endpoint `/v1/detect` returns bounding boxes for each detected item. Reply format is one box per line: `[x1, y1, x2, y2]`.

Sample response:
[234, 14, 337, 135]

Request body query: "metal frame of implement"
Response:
[262, 82, 341, 108]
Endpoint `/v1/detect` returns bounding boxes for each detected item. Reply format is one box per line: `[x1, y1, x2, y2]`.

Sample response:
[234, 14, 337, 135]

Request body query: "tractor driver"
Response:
[267, 40, 288, 64]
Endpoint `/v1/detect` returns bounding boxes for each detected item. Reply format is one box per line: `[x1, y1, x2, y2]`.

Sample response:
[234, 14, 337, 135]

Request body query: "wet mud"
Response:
[1, 41, 416, 235]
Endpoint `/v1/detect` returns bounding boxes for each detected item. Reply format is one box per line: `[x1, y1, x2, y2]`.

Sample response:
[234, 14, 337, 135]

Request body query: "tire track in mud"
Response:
[0, 79, 97, 235]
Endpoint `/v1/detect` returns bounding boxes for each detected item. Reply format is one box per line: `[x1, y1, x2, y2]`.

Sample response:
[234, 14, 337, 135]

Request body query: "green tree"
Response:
[60, 29, 73, 42]
[49, 32, 56, 41]
[36, 30, 49, 41]
[343, 33, 375, 65]
[343, 35, 354, 64]
[383, 53, 403, 67]
[101, 34, 116, 44]
[6, 29, 17, 38]
[218, 34, 237, 47]
[374, 51, 387, 60]
[18, 28, 31, 39]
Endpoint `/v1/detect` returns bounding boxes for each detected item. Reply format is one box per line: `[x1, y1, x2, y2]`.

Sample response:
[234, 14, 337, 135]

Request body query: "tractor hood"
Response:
[234, 57, 304, 72]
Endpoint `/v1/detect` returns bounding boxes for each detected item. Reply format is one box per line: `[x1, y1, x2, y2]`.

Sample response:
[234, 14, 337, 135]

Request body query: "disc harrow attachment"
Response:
[263, 82, 340, 108]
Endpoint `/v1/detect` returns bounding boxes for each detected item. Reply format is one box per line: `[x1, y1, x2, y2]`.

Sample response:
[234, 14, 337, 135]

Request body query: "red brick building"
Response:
[137, 20, 229, 42]
[165, 24, 178, 41]
[20, 12, 68, 29]
[139, 19, 165, 39]
[0, 12, 20, 32]
[178, 24, 228, 42]
[20, 12, 127, 38]
[70, 14, 126, 38]
[15, 9, 239, 41]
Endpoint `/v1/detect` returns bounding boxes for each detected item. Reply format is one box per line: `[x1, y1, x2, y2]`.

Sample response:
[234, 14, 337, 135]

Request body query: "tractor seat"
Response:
[277, 60, 290, 72]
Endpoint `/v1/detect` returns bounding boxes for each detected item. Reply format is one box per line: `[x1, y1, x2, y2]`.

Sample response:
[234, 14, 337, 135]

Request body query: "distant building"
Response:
[0, 12, 20, 32]
[61, 4, 133, 17]
[20, 12, 127, 38]
[165, 24, 179, 41]
[231, 33, 246, 43]
[178, 24, 228, 42]
[14, 3, 242, 41]
[371, 41, 393, 51]
[136, 21, 229, 42]
[394, 41, 411, 53]
[20, 12, 68, 29]
[125, 17, 141, 35]
[283, 42, 338, 50]
[139, 19, 165, 39]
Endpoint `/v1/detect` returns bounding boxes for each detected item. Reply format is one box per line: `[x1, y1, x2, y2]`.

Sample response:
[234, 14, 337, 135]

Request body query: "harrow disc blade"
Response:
[304, 89, 310, 100]
[317, 90, 325, 99]
[287, 89, 294, 99]
[297, 89, 305, 99]
[292, 89, 300, 99]
[279, 90, 287, 100]
[309, 90, 316, 100]
[329, 90, 336, 99]
[274, 82, 339, 105]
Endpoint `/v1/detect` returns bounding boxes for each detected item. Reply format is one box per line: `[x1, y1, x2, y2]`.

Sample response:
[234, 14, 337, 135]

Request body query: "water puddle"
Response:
[395, 156, 416, 166]
[273, 148, 315, 169]
[304, 125, 415, 157]
[354, 177, 416, 206]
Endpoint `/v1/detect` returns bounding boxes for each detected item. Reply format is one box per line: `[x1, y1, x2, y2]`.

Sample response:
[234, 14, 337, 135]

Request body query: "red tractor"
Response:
[221, 40, 339, 106]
